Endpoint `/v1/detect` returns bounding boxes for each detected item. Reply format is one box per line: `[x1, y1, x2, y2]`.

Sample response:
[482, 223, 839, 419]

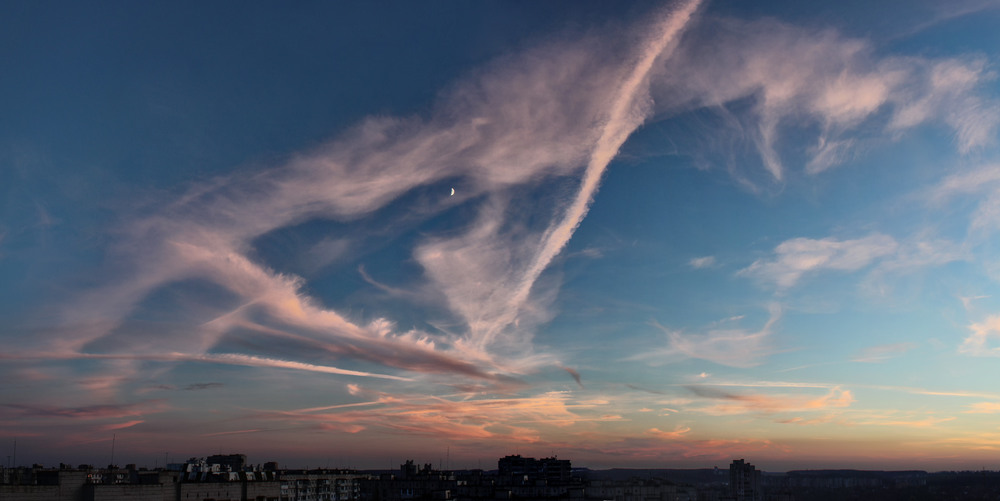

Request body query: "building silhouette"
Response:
[206, 454, 248, 472]
[728, 459, 761, 501]
[497, 455, 572, 485]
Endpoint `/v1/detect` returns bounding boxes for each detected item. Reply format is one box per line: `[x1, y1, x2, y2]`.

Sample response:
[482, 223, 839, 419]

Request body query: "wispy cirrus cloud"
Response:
[20, 0, 705, 401]
[685, 384, 854, 416]
[934, 163, 1000, 196]
[100, 420, 144, 431]
[959, 314, 1000, 356]
[252, 386, 610, 443]
[740, 234, 898, 289]
[648, 425, 691, 440]
[202, 429, 265, 437]
[964, 402, 1000, 414]
[889, 58, 999, 153]
[16, 0, 991, 409]
[5, 1, 1000, 470]
[851, 414, 955, 428]
[654, 17, 999, 181]
[931, 164, 1000, 237]
[959, 295, 990, 312]
[561, 366, 584, 388]
[578, 434, 781, 464]
[630, 304, 781, 368]
[2, 400, 164, 420]
[739, 227, 965, 298]
[415, 0, 703, 362]
[182, 382, 224, 391]
[852, 342, 917, 363]
[872, 236, 966, 276]
[4, 350, 416, 382]
[688, 256, 715, 269]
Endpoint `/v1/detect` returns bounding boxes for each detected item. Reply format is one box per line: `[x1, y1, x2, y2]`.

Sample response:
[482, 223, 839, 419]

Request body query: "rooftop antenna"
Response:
[110, 434, 116, 467]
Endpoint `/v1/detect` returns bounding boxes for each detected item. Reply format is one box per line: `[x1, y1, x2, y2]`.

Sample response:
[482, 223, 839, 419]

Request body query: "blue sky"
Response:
[3, 0, 1000, 471]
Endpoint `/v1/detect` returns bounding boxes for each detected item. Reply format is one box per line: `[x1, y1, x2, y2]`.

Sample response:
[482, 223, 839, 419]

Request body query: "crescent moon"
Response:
[450, 188, 455, 196]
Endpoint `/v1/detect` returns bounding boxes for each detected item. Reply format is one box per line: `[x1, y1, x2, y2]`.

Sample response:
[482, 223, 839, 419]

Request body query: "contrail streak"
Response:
[488, 0, 703, 345]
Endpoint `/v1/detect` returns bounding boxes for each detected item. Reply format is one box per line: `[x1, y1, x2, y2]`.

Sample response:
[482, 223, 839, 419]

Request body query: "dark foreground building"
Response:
[0, 460, 365, 501]
[0, 465, 281, 501]
[727, 459, 761, 501]
[8, 455, 998, 501]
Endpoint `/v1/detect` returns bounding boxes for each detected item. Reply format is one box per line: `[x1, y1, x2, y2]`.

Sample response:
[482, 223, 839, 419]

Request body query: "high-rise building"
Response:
[729, 459, 762, 501]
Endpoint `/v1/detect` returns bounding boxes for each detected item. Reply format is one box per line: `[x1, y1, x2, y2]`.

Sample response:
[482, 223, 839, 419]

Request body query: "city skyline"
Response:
[3, 0, 1000, 471]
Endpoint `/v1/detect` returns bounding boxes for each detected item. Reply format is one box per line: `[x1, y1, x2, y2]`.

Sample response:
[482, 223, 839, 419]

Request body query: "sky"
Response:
[3, 0, 1000, 472]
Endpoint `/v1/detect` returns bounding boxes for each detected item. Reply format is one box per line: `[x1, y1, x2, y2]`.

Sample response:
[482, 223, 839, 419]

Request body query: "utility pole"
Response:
[110, 434, 116, 468]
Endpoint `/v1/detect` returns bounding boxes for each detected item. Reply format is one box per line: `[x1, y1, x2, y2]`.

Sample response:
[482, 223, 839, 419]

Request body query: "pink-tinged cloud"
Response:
[740, 234, 898, 289]
[854, 415, 955, 428]
[632, 304, 780, 367]
[931, 164, 1000, 204]
[201, 429, 265, 437]
[101, 420, 144, 431]
[5, 350, 414, 383]
[959, 314, 1000, 356]
[775, 415, 837, 426]
[655, 18, 998, 181]
[198, 353, 414, 381]
[316, 423, 366, 434]
[415, 0, 703, 364]
[685, 385, 854, 416]
[251, 388, 608, 445]
[561, 366, 584, 388]
[565, 432, 782, 465]
[648, 426, 691, 440]
[26, 0, 706, 404]
[965, 402, 1000, 414]
[3, 400, 164, 420]
[928, 164, 1000, 247]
